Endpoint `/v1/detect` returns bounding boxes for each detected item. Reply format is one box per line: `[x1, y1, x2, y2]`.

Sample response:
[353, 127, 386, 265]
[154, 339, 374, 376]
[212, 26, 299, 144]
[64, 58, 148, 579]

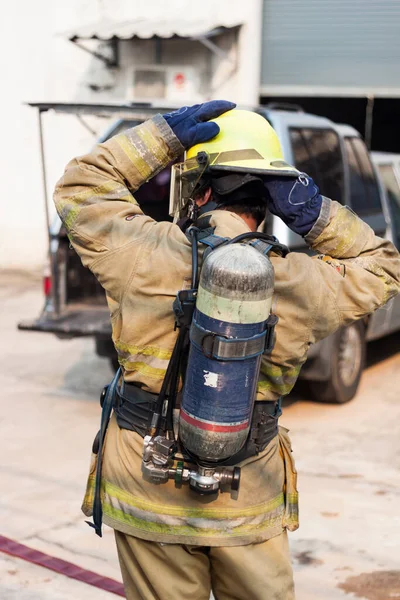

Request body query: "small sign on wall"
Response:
[128, 65, 201, 102]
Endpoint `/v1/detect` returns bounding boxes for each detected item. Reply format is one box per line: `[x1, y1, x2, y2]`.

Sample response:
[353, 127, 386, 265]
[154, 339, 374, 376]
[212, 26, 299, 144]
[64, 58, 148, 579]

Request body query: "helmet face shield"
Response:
[169, 147, 298, 221]
[169, 154, 210, 222]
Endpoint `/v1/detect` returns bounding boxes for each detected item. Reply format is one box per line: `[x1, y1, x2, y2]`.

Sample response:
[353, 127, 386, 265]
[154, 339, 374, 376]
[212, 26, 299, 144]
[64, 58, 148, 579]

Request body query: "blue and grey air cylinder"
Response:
[179, 243, 275, 463]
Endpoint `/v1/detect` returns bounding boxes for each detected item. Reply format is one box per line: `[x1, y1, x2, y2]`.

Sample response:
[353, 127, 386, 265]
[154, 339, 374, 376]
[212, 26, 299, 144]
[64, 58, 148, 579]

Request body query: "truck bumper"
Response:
[18, 307, 112, 338]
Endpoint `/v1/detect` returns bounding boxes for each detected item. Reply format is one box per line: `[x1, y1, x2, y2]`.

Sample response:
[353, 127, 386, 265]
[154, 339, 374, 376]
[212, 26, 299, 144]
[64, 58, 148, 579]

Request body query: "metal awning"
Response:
[64, 18, 241, 41]
[63, 18, 241, 67]
[27, 101, 179, 118]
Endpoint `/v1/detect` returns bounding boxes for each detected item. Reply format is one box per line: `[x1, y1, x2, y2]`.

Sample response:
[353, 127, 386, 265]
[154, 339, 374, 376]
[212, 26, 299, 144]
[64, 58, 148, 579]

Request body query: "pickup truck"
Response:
[19, 102, 400, 403]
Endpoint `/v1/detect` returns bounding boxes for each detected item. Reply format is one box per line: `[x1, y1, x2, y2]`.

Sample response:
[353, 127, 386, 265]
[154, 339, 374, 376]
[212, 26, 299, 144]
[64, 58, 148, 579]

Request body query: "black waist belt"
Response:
[114, 383, 159, 437]
[116, 382, 281, 464]
[222, 399, 281, 465]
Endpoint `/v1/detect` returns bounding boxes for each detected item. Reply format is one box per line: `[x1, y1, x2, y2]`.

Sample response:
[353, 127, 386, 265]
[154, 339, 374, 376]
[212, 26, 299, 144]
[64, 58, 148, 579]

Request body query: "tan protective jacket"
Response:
[54, 115, 400, 546]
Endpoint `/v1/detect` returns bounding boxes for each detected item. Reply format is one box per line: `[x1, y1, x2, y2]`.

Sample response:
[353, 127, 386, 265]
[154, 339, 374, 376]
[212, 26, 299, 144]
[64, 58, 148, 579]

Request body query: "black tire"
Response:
[110, 355, 120, 372]
[95, 338, 119, 371]
[308, 321, 366, 404]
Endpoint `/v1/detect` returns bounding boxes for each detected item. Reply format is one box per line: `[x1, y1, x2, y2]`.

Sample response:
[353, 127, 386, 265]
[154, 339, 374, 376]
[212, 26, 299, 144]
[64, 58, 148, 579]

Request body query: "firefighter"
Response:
[54, 101, 400, 600]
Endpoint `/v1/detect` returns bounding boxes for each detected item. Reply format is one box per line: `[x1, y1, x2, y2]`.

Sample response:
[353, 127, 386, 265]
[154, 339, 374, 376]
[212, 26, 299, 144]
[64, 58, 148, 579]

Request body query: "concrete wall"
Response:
[1, 0, 97, 270]
[1, 0, 262, 270]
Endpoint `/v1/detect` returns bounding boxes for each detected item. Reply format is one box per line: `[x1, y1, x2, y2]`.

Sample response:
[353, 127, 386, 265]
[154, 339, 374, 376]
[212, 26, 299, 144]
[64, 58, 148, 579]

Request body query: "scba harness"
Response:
[89, 222, 288, 537]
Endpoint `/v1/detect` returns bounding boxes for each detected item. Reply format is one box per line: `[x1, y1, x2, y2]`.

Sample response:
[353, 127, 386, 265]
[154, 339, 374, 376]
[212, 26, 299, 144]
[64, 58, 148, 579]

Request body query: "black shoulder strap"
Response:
[199, 233, 229, 251]
[227, 232, 290, 257]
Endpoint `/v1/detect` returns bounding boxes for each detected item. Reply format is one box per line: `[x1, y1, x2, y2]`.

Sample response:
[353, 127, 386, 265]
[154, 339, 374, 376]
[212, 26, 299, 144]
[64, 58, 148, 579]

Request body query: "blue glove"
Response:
[264, 173, 323, 236]
[163, 100, 236, 149]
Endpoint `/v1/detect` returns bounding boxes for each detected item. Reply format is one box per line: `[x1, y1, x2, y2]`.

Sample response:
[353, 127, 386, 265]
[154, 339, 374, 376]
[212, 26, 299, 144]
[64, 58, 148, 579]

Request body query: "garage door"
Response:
[261, 0, 400, 94]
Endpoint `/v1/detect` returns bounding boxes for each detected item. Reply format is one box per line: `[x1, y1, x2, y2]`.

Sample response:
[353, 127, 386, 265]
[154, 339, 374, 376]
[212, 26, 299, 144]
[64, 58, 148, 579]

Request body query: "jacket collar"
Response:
[197, 210, 252, 239]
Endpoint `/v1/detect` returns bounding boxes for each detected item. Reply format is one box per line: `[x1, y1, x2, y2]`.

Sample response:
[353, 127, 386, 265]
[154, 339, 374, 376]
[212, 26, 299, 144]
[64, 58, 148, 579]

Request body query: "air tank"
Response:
[179, 243, 275, 463]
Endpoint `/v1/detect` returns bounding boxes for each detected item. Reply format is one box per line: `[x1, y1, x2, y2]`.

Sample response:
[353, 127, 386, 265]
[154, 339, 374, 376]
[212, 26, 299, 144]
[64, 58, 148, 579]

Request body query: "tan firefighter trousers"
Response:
[114, 529, 295, 600]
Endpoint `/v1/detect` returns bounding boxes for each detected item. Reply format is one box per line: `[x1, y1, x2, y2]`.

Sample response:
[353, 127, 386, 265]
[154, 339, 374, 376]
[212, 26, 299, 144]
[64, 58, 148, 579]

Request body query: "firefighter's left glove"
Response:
[264, 173, 323, 236]
[163, 101, 236, 149]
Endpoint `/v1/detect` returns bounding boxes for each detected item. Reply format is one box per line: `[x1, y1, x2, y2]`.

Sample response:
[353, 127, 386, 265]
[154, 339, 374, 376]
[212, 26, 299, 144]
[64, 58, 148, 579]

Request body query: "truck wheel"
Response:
[110, 355, 119, 371]
[94, 338, 119, 371]
[308, 321, 366, 404]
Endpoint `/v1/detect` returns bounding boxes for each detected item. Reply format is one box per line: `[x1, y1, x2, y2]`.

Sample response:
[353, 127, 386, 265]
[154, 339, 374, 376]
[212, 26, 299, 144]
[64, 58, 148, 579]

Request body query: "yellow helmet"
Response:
[169, 109, 298, 220]
[187, 109, 298, 176]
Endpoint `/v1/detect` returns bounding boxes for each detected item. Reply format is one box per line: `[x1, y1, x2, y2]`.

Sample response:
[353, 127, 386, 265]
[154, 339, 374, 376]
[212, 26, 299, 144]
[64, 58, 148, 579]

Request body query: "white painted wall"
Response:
[0, 0, 97, 270]
[0, 0, 262, 270]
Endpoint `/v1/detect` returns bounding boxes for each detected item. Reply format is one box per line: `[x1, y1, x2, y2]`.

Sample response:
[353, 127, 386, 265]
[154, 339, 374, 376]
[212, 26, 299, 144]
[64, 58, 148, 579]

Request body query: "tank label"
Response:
[196, 285, 272, 324]
[182, 350, 260, 424]
[203, 370, 219, 388]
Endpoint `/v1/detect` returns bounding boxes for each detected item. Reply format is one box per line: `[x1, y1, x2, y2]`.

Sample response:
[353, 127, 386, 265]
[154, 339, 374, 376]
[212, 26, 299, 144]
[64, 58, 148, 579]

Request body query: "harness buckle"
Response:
[264, 314, 278, 354]
[173, 289, 197, 328]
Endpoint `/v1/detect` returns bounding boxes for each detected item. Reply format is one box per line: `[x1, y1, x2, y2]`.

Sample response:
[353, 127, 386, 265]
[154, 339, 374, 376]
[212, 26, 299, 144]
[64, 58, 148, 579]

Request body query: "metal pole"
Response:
[71, 40, 116, 68]
[38, 108, 51, 251]
[38, 108, 59, 316]
[154, 37, 162, 64]
[365, 95, 375, 150]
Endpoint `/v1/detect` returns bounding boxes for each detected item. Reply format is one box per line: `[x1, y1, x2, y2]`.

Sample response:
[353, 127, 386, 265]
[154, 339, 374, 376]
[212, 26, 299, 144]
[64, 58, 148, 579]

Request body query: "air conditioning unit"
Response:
[127, 65, 201, 103]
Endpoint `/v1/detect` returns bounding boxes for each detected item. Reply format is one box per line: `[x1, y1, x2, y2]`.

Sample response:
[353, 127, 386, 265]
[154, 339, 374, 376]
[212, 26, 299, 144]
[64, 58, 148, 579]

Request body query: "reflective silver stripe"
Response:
[103, 491, 285, 533]
[119, 353, 170, 371]
[304, 196, 331, 244]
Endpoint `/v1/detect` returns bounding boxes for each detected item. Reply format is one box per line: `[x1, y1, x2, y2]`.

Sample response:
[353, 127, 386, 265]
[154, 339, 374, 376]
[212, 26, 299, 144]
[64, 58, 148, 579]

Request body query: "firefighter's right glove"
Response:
[163, 101, 236, 149]
[264, 173, 323, 236]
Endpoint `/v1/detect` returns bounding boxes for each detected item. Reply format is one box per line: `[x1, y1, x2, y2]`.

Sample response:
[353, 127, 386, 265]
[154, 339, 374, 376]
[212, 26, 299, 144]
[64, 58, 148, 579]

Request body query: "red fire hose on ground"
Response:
[0, 535, 125, 597]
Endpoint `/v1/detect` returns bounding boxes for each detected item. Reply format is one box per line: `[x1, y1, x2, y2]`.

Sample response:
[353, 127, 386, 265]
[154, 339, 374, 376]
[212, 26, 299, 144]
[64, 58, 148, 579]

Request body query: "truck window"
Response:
[344, 138, 382, 216]
[103, 119, 175, 222]
[290, 128, 344, 203]
[377, 164, 400, 248]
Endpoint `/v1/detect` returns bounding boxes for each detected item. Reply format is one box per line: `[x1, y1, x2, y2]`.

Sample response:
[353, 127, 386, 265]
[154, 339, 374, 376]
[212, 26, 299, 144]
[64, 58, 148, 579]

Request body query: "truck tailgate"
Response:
[18, 306, 112, 337]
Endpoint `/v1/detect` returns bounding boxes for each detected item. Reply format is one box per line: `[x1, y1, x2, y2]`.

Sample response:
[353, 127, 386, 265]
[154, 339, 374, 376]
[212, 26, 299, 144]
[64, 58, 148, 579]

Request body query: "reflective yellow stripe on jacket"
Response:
[257, 363, 302, 398]
[114, 341, 172, 380]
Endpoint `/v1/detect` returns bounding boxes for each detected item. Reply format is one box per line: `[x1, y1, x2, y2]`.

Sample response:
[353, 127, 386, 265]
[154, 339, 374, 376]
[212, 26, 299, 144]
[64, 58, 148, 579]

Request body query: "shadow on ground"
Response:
[62, 341, 114, 401]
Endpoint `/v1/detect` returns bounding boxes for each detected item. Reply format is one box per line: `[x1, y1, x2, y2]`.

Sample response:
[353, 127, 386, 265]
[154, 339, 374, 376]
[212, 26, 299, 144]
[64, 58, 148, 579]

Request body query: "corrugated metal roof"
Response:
[64, 18, 241, 41]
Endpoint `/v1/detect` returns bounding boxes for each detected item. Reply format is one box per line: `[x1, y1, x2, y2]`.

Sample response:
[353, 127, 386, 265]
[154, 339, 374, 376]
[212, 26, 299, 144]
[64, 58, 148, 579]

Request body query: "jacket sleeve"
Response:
[257, 197, 400, 401]
[53, 115, 184, 295]
[306, 197, 400, 340]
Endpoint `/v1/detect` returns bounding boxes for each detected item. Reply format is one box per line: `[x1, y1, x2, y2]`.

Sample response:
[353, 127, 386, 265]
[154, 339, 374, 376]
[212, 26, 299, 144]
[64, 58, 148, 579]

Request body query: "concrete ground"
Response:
[1, 270, 399, 600]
